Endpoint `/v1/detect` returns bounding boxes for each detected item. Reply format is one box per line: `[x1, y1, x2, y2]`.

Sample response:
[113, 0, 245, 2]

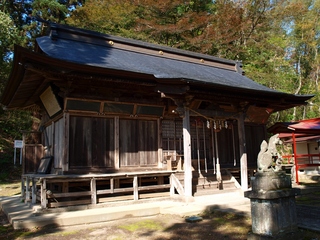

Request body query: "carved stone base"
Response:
[245, 171, 300, 239]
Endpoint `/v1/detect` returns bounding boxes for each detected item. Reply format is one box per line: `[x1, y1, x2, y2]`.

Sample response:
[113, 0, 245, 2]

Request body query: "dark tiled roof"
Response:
[37, 35, 277, 93]
[0, 23, 313, 110]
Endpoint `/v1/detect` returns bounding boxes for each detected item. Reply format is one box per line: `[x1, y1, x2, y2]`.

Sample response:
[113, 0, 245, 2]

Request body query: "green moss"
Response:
[0, 225, 8, 234]
[59, 230, 80, 236]
[119, 219, 163, 232]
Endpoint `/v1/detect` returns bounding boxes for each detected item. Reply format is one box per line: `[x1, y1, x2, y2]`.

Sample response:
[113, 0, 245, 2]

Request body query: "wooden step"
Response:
[193, 180, 238, 196]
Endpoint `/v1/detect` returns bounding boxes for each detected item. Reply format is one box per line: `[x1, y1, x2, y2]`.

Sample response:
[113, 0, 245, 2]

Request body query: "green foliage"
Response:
[0, 110, 32, 180]
[67, 0, 139, 39]
[0, 11, 20, 61]
[0, 0, 320, 168]
[32, 0, 68, 22]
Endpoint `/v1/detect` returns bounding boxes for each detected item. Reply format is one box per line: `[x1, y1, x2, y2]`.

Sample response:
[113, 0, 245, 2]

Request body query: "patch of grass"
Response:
[296, 191, 320, 206]
[0, 225, 33, 239]
[53, 230, 80, 237]
[0, 225, 8, 234]
[0, 182, 21, 197]
[119, 219, 163, 232]
[110, 237, 124, 240]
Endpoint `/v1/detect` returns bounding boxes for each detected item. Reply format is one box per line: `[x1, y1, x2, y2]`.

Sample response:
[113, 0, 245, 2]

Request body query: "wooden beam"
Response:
[170, 174, 184, 196]
[133, 176, 138, 200]
[41, 179, 47, 209]
[183, 107, 192, 197]
[62, 113, 69, 172]
[237, 113, 248, 190]
[110, 178, 114, 193]
[21, 176, 25, 199]
[189, 109, 236, 119]
[48, 191, 92, 198]
[32, 178, 37, 204]
[114, 116, 120, 169]
[25, 177, 30, 203]
[157, 118, 162, 168]
[91, 178, 97, 205]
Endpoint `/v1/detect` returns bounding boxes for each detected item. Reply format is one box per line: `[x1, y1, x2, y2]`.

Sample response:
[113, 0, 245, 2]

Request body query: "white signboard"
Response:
[14, 140, 24, 148]
[14, 140, 23, 165]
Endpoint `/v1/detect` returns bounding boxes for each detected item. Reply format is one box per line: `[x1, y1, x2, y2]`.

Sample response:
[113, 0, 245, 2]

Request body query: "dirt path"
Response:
[0, 210, 252, 240]
[1, 182, 320, 240]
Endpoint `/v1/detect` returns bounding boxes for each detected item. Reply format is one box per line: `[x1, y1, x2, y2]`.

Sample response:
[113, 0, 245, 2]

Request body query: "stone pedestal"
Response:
[244, 171, 300, 239]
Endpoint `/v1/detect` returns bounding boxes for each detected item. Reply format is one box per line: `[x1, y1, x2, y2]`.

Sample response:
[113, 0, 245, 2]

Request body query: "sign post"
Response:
[14, 140, 24, 165]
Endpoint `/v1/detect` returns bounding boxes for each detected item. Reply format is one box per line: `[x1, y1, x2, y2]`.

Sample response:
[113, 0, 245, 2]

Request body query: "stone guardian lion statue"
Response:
[257, 134, 283, 173]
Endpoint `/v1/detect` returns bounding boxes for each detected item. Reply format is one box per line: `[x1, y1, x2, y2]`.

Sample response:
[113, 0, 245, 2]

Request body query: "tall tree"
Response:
[2, 0, 320, 125]
[66, 0, 320, 123]
[0, 0, 85, 177]
[0, 10, 21, 93]
[287, 0, 320, 120]
[67, 0, 139, 39]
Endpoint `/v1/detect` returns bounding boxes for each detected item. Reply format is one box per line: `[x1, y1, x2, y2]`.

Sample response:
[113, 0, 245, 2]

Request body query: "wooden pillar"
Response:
[41, 178, 47, 209]
[22, 134, 26, 174]
[21, 176, 25, 198]
[110, 178, 114, 193]
[133, 176, 138, 200]
[183, 107, 192, 197]
[31, 177, 37, 204]
[114, 116, 120, 170]
[62, 113, 69, 172]
[157, 118, 163, 168]
[91, 178, 97, 204]
[25, 177, 30, 203]
[170, 174, 175, 196]
[237, 112, 248, 190]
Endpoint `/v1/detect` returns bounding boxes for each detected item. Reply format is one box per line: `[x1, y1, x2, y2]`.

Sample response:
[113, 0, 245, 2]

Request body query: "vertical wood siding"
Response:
[119, 119, 158, 167]
[54, 119, 64, 169]
[69, 116, 114, 168]
[162, 119, 266, 169]
[24, 144, 44, 173]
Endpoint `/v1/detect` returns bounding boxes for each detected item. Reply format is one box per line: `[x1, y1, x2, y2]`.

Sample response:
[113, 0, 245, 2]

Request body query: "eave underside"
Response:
[1, 46, 312, 124]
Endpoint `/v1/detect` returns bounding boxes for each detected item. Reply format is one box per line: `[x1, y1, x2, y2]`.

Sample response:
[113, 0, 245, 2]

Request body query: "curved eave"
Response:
[268, 118, 320, 134]
[1, 45, 313, 111]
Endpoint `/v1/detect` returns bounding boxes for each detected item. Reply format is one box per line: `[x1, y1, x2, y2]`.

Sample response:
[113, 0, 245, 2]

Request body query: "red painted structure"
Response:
[268, 118, 320, 184]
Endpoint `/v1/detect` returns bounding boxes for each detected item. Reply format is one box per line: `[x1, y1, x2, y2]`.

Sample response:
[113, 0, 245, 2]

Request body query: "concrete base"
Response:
[1, 190, 251, 230]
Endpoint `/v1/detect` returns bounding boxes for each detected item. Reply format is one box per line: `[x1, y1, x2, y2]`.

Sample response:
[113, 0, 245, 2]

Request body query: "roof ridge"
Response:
[48, 22, 243, 73]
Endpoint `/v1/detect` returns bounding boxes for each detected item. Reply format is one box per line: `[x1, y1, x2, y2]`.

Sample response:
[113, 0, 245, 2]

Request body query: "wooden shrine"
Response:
[1, 22, 312, 207]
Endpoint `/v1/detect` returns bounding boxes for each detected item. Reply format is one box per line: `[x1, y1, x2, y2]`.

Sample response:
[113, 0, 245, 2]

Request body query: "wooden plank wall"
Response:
[162, 119, 266, 169]
[69, 116, 114, 168]
[47, 115, 264, 172]
[54, 119, 64, 169]
[119, 119, 158, 167]
[45, 119, 64, 170]
[24, 144, 44, 173]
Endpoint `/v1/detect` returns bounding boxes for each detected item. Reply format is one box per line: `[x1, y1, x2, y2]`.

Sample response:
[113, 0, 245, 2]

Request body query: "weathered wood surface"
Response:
[24, 144, 44, 173]
[22, 171, 174, 208]
[119, 119, 158, 167]
[69, 116, 115, 168]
